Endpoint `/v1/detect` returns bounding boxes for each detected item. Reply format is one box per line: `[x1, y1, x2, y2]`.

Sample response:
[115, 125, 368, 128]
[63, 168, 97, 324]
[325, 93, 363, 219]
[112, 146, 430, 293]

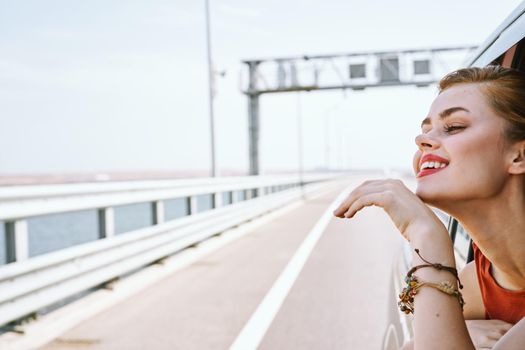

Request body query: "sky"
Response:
[0, 0, 523, 176]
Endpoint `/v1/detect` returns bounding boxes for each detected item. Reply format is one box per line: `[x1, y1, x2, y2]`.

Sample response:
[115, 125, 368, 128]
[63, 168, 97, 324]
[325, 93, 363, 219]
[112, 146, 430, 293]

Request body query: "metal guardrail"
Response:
[0, 174, 340, 327]
[0, 174, 335, 262]
[0, 175, 308, 201]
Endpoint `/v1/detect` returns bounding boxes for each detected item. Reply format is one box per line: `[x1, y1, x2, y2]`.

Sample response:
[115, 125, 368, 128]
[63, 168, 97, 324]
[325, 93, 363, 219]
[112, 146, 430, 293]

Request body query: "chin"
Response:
[415, 185, 461, 216]
[415, 185, 448, 208]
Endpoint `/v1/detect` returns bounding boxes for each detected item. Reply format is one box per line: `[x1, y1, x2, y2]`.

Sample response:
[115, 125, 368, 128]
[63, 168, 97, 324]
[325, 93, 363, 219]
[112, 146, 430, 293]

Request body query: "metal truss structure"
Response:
[242, 46, 476, 175]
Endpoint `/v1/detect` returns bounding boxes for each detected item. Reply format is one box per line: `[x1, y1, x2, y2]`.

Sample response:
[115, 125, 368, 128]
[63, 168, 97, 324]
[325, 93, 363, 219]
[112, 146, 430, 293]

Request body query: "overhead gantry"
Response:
[241, 46, 476, 175]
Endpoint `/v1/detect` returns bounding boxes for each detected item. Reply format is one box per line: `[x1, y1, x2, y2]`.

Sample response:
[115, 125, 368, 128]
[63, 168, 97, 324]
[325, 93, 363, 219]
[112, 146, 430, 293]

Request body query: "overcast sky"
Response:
[0, 0, 523, 176]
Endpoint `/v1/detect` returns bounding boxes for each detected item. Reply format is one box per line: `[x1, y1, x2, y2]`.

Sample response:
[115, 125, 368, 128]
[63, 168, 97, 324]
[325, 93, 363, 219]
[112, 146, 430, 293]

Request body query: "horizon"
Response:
[1, 0, 522, 177]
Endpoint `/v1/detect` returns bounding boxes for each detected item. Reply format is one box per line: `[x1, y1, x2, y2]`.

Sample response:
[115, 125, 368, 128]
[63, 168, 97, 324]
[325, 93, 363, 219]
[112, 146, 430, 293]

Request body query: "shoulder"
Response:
[459, 261, 486, 319]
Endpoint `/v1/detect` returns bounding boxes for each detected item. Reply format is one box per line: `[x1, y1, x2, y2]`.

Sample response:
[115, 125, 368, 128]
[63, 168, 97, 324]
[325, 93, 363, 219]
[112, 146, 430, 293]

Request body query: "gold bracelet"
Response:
[398, 275, 465, 314]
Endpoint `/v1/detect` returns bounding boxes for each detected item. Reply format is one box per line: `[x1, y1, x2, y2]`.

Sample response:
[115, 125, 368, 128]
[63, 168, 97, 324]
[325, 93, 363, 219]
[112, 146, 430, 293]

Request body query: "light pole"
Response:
[204, 0, 218, 177]
[296, 92, 304, 193]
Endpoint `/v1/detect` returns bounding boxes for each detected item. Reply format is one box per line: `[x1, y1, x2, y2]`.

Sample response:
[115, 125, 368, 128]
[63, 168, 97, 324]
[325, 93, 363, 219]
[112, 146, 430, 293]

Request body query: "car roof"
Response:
[465, 0, 525, 67]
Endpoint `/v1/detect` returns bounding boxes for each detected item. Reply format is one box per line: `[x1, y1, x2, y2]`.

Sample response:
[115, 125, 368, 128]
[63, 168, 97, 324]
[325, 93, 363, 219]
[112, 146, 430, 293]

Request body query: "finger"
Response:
[333, 183, 369, 217]
[479, 337, 498, 348]
[335, 185, 389, 218]
[343, 191, 391, 218]
[486, 320, 513, 336]
[490, 326, 511, 338]
[488, 319, 514, 328]
[333, 180, 390, 217]
[497, 322, 514, 332]
[334, 179, 407, 218]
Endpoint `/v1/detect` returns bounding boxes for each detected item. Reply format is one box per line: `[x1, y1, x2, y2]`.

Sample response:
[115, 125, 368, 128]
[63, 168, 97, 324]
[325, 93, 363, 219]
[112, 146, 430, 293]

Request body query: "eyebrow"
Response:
[420, 107, 470, 127]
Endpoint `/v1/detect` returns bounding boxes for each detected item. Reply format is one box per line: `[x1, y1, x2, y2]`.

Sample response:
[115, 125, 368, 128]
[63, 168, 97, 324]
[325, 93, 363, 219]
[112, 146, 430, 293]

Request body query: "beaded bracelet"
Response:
[398, 274, 465, 314]
[398, 249, 465, 315]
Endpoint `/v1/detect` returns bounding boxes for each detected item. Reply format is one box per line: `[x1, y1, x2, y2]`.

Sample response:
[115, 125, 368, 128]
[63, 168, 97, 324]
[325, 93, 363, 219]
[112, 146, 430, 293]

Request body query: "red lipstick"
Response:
[417, 154, 449, 178]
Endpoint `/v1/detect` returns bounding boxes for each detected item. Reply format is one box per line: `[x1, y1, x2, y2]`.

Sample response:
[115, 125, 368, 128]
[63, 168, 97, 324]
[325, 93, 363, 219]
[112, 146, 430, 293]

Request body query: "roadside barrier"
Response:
[0, 174, 341, 327]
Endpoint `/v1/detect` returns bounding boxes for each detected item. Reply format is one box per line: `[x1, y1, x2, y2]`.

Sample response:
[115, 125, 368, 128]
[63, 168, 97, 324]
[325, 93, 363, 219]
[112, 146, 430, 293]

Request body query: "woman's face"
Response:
[413, 83, 514, 207]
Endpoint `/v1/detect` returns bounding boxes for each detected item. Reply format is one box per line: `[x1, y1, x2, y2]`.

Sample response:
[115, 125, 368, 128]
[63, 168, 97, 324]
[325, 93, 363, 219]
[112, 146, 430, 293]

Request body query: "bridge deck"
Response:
[41, 178, 405, 349]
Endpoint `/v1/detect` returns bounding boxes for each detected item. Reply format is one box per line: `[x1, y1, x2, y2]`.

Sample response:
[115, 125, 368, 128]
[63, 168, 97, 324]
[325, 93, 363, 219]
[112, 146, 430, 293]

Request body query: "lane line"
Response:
[229, 186, 353, 350]
[0, 183, 342, 350]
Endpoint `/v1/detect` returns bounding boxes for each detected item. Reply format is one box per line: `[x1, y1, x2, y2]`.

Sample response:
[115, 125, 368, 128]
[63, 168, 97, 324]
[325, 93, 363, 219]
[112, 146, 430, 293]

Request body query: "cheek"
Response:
[416, 136, 508, 203]
[455, 132, 506, 172]
[413, 150, 422, 174]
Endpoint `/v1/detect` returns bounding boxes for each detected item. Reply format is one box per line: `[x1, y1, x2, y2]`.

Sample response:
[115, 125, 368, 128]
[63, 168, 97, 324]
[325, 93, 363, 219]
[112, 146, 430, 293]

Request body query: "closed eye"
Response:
[444, 125, 466, 133]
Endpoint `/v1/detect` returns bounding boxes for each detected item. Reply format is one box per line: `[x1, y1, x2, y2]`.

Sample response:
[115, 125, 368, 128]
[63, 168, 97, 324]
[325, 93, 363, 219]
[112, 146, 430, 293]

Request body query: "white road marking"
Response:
[229, 186, 352, 350]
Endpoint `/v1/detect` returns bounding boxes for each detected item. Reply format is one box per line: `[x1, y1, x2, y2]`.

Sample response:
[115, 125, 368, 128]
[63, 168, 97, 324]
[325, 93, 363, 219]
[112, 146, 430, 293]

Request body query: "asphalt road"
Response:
[42, 177, 405, 350]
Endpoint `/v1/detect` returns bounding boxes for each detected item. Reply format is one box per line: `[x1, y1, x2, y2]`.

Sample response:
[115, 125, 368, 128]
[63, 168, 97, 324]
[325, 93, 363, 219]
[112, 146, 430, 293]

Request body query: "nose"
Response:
[415, 132, 439, 150]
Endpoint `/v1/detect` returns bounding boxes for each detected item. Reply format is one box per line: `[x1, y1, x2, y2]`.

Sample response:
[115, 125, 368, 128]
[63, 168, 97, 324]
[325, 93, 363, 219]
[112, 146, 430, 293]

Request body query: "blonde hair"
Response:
[438, 66, 525, 141]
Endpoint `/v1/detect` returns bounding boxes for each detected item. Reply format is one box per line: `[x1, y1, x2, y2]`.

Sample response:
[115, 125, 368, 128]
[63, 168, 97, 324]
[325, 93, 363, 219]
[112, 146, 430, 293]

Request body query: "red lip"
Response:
[417, 154, 450, 178]
[417, 168, 444, 178]
[420, 154, 449, 166]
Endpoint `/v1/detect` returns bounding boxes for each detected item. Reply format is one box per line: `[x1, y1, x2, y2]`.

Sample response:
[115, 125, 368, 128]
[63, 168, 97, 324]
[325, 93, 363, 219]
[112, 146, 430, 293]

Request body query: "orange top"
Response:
[473, 244, 525, 324]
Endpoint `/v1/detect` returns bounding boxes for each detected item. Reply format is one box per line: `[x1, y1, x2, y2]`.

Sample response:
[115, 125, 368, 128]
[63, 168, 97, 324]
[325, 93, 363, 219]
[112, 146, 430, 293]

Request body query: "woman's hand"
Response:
[466, 319, 513, 349]
[334, 179, 474, 349]
[332, 179, 445, 242]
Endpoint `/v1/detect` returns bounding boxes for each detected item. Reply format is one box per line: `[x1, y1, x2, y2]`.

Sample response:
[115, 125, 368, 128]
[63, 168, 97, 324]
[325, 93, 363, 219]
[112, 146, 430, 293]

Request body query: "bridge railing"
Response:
[0, 173, 341, 327]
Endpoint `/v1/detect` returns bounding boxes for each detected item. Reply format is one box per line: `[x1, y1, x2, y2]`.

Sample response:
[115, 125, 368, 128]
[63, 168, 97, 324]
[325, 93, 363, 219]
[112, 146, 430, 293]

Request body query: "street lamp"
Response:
[204, 0, 218, 177]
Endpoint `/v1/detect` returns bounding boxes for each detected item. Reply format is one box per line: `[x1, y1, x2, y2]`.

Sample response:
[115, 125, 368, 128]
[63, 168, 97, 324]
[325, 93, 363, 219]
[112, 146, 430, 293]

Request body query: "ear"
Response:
[509, 140, 525, 175]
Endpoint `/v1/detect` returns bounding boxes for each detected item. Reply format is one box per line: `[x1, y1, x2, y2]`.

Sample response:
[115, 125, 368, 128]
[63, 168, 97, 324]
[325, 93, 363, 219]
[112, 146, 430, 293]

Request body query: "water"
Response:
[222, 192, 233, 205]
[164, 197, 189, 219]
[114, 203, 154, 235]
[0, 190, 252, 265]
[28, 210, 99, 257]
[196, 194, 214, 212]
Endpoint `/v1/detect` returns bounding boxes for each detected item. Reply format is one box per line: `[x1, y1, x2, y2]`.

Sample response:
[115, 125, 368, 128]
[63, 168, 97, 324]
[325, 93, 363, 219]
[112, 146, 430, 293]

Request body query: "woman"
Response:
[333, 66, 525, 349]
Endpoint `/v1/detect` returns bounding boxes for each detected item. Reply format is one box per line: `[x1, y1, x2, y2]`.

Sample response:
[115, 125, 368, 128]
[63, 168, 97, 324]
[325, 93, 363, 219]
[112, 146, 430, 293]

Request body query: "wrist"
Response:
[407, 227, 455, 267]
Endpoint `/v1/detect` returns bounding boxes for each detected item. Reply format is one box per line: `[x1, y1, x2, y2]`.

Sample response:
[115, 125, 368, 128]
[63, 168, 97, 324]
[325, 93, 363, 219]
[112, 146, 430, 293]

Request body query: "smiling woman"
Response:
[414, 69, 524, 209]
[334, 66, 525, 350]
[372, 3, 525, 347]
[333, 38, 525, 350]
